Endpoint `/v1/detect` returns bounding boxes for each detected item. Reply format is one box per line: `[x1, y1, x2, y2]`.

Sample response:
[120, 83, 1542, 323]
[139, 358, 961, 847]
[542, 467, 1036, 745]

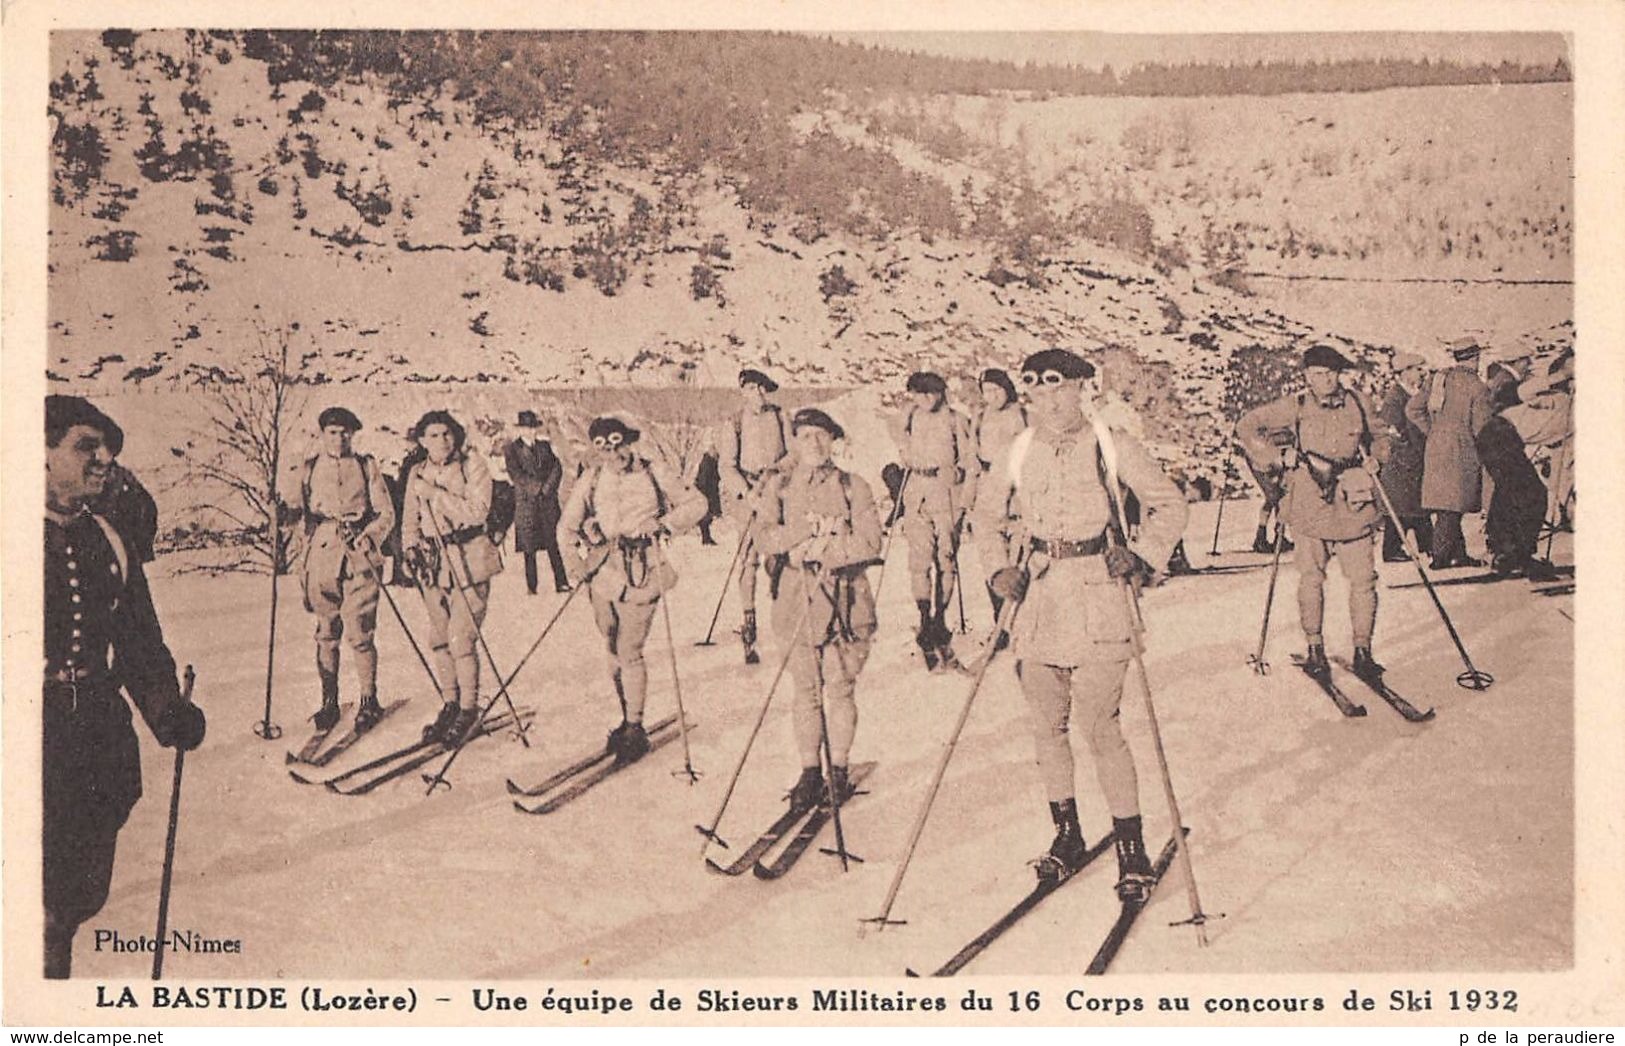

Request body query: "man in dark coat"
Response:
[1406, 338, 1494, 569]
[1375, 352, 1432, 561]
[504, 410, 568, 594]
[1476, 373, 1554, 578]
[43, 395, 206, 978]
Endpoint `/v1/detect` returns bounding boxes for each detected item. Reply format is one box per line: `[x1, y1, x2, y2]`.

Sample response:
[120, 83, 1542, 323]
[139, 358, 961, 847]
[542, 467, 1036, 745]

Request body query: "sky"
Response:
[821, 31, 1569, 72]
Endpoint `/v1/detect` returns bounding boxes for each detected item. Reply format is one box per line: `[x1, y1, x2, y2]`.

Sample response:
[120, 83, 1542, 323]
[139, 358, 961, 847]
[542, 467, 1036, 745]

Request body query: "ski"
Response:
[334, 711, 530, 797]
[1387, 563, 1570, 591]
[905, 833, 1115, 977]
[286, 709, 519, 789]
[505, 714, 679, 798]
[704, 803, 819, 877]
[752, 762, 877, 881]
[287, 699, 409, 768]
[512, 718, 691, 815]
[1289, 655, 1367, 718]
[1084, 830, 1186, 975]
[1330, 657, 1435, 723]
[285, 703, 352, 764]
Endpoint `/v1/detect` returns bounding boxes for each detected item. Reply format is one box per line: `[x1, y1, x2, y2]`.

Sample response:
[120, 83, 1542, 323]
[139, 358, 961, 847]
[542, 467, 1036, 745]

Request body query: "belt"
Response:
[1030, 533, 1108, 559]
[616, 535, 654, 551]
[46, 663, 113, 687]
[911, 467, 941, 478]
[439, 523, 486, 546]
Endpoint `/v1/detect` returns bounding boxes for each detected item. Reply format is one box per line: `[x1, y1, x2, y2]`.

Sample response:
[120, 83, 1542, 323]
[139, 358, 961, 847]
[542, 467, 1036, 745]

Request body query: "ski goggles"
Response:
[591, 432, 627, 449]
[1019, 369, 1075, 388]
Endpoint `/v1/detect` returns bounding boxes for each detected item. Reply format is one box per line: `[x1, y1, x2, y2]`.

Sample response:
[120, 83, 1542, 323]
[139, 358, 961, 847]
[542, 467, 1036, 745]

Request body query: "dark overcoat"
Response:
[505, 437, 563, 553]
[1376, 383, 1426, 517]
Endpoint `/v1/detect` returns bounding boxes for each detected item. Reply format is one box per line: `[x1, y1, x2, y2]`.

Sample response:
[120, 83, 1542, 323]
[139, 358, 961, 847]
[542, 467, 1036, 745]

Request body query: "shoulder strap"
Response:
[1007, 427, 1035, 491]
[357, 454, 375, 514]
[90, 513, 130, 596]
[1089, 416, 1130, 545]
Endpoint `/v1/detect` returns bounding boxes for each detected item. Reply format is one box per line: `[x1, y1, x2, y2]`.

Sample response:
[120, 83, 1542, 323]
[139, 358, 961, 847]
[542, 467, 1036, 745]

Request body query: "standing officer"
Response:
[1406, 338, 1494, 570]
[752, 408, 884, 809]
[43, 395, 206, 978]
[399, 410, 504, 744]
[723, 368, 789, 664]
[293, 407, 394, 733]
[1239, 345, 1389, 677]
[987, 350, 1187, 902]
[558, 416, 707, 763]
[505, 409, 569, 595]
[890, 371, 969, 671]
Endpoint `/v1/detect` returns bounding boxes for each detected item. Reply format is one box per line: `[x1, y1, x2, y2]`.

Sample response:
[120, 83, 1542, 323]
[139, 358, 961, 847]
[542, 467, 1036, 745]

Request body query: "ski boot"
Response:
[422, 700, 461, 743]
[447, 704, 481, 744]
[1301, 642, 1331, 681]
[613, 721, 650, 765]
[313, 698, 342, 733]
[931, 613, 959, 673]
[1112, 815, 1156, 904]
[1032, 799, 1089, 885]
[741, 609, 761, 666]
[1352, 646, 1384, 679]
[787, 766, 825, 813]
[1166, 541, 1194, 576]
[314, 668, 342, 731]
[1252, 525, 1273, 554]
[829, 765, 853, 805]
[354, 695, 386, 733]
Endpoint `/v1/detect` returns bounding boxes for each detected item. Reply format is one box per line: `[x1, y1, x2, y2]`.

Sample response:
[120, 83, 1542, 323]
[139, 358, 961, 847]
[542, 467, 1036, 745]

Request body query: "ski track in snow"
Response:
[76, 500, 1573, 980]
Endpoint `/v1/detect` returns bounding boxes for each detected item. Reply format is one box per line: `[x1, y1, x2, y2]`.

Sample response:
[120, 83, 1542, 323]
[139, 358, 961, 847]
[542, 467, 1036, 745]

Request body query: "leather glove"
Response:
[989, 566, 1030, 603]
[1104, 546, 1152, 582]
[154, 701, 206, 752]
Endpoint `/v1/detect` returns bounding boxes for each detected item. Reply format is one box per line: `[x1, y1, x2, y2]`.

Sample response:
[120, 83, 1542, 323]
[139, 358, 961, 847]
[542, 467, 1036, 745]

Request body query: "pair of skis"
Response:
[907, 830, 1185, 977]
[705, 762, 876, 880]
[284, 699, 410, 768]
[506, 714, 690, 815]
[1290, 655, 1435, 723]
[288, 709, 531, 795]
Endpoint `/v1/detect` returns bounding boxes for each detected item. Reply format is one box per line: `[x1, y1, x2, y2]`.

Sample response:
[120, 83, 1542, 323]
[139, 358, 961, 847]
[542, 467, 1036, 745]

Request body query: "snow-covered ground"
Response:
[74, 497, 1574, 980]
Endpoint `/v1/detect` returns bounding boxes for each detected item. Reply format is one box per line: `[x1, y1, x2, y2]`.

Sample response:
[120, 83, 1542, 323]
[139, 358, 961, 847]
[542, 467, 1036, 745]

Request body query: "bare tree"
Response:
[179, 328, 306, 575]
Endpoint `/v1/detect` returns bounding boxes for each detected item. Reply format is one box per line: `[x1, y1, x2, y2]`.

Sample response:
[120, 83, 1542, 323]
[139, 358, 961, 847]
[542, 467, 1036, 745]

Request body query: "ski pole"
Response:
[951, 533, 968, 635]
[421, 547, 613, 794]
[655, 540, 700, 783]
[811, 638, 858, 872]
[1364, 452, 1494, 691]
[869, 468, 911, 605]
[696, 511, 755, 646]
[862, 552, 1027, 932]
[696, 597, 815, 858]
[422, 503, 532, 747]
[1093, 415, 1216, 947]
[1209, 444, 1234, 556]
[342, 530, 442, 695]
[153, 665, 196, 980]
[1245, 521, 1289, 675]
[255, 513, 283, 741]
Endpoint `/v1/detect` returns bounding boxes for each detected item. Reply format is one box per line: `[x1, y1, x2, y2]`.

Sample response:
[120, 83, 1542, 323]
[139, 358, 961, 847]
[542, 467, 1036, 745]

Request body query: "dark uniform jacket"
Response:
[44, 511, 183, 838]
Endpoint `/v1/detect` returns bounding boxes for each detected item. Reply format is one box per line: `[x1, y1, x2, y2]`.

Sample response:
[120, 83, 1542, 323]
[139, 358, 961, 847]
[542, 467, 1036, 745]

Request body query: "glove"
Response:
[1279, 446, 1300, 470]
[989, 566, 1030, 603]
[1104, 546, 1152, 582]
[154, 701, 206, 752]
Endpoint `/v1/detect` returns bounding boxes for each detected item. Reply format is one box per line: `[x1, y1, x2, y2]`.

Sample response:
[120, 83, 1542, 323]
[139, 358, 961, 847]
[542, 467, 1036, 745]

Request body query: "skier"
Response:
[752, 408, 884, 810]
[399, 410, 504, 744]
[1406, 338, 1494, 570]
[1238, 345, 1389, 678]
[969, 368, 1026, 625]
[985, 349, 1187, 902]
[723, 368, 789, 665]
[505, 409, 570, 595]
[1375, 352, 1433, 562]
[292, 407, 395, 734]
[558, 416, 707, 763]
[889, 371, 970, 671]
[43, 396, 206, 978]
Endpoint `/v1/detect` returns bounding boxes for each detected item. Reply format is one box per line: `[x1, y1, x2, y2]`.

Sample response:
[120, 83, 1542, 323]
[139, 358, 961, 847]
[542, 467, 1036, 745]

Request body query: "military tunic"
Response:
[755, 463, 883, 770]
[43, 511, 183, 940]
[298, 452, 394, 700]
